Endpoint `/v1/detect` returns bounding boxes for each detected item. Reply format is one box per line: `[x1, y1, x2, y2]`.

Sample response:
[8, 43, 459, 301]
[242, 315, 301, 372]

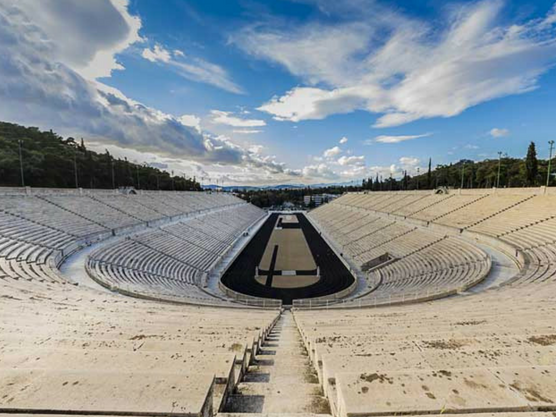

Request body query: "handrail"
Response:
[218, 279, 282, 309]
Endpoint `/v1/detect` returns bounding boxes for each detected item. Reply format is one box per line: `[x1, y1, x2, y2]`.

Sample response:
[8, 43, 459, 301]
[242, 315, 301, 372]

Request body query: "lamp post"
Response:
[496, 151, 502, 188]
[18, 140, 25, 187]
[73, 150, 79, 188]
[416, 167, 420, 190]
[111, 158, 116, 189]
[135, 165, 140, 190]
[547, 140, 555, 187]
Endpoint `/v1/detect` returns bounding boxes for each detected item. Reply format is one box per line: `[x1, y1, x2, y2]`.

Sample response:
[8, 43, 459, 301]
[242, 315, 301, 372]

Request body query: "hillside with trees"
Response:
[0, 122, 201, 190]
[240, 141, 554, 208]
[362, 142, 554, 191]
[1, 121, 553, 196]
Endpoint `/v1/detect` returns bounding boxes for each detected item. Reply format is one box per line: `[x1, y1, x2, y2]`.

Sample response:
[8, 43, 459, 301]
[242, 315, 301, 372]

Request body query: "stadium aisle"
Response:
[221, 310, 331, 414]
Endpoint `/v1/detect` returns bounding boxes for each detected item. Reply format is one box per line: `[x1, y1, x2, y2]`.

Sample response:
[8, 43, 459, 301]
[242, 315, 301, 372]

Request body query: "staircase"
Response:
[220, 309, 331, 416]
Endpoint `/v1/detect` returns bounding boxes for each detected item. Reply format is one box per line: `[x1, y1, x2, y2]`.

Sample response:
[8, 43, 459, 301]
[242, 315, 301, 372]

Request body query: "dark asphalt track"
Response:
[221, 212, 354, 304]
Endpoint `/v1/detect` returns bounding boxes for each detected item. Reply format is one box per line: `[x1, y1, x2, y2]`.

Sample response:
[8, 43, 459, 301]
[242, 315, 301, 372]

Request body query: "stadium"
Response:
[2, 185, 556, 416]
[2, 0, 556, 416]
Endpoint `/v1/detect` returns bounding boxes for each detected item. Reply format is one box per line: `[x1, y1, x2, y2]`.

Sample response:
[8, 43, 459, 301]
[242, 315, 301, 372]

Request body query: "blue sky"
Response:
[1, 0, 556, 185]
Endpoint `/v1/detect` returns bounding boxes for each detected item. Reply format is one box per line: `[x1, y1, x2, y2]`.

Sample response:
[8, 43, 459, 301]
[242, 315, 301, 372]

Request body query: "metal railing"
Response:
[218, 280, 282, 308]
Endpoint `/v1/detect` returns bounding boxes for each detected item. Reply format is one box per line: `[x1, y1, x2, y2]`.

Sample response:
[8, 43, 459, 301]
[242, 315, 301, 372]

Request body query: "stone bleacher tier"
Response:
[297, 188, 556, 415]
[2, 187, 556, 416]
[0, 189, 279, 416]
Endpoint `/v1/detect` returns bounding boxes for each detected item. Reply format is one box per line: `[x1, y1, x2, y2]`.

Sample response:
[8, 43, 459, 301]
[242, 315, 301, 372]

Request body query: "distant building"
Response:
[303, 193, 339, 207]
[313, 195, 323, 206]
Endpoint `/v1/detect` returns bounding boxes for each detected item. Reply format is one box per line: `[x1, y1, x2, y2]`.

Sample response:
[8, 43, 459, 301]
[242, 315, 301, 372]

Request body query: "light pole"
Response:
[547, 140, 555, 187]
[73, 150, 79, 188]
[416, 168, 420, 190]
[496, 151, 502, 188]
[18, 140, 25, 187]
[111, 158, 116, 189]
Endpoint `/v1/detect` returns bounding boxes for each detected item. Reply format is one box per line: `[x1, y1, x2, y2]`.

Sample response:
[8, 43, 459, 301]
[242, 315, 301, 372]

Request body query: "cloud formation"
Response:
[323, 146, 342, 158]
[237, 1, 556, 127]
[233, 129, 263, 134]
[372, 133, 432, 144]
[338, 155, 365, 166]
[489, 128, 510, 137]
[178, 114, 202, 132]
[142, 44, 172, 63]
[9, 0, 143, 80]
[141, 44, 244, 94]
[210, 110, 266, 127]
[0, 0, 292, 182]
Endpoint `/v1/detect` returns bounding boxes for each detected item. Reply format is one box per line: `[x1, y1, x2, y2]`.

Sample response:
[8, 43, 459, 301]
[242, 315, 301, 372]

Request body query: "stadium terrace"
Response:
[1, 185, 556, 416]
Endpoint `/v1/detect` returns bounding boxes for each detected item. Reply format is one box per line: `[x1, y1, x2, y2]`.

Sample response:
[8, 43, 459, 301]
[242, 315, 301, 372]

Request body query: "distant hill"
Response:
[204, 181, 362, 191]
[0, 121, 201, 191]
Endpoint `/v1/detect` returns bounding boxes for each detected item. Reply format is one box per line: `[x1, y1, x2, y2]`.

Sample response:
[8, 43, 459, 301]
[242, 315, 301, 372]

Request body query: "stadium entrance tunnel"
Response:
[221, 212, 355, 304]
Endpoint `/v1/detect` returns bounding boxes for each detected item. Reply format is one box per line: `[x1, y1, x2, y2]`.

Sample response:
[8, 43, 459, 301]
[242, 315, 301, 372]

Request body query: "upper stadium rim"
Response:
[1, 185, 556, 415]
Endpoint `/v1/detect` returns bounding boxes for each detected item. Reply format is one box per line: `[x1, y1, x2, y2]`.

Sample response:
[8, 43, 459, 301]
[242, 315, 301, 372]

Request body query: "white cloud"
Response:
[0, 2, 128, 78]
[142, 44, 172, 63]
[392, 156, 422, 176]
[0, 0, 296, 182]
[178, 114, 201, 132]
[257, 87, 363, 122]
[249, 145, 264, 154]
[2, 0, 393, 186]
[302, 163, 338, 180]
[465, 144, 479, 149]
[233, 129, 263, 134]
[338, 155, 365, 166]
[7, 0, 143, 80]
[372, 133, 431, 144]
[141, 44, 244, 94]
[339, 136, 348, 144]
[323, 146, 342, 158]
[210, 110, 266, 127]
[238, 1, 556, 127]
[489, 128, 510, 137]
[399, 156, 420, 167]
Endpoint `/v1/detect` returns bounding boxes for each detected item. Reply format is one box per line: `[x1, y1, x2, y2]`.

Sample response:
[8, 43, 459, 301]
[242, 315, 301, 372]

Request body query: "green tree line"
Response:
[0, 122, 201, 191]
[362, 142, 554, 191]
[240, 141, 555, 208]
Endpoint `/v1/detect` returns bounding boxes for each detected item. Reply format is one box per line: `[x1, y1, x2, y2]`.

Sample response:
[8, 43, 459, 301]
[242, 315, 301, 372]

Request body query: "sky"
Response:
[1, 0, 556, 186]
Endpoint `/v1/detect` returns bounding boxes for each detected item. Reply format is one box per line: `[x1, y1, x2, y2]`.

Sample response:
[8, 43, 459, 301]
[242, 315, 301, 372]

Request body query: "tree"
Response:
[525, 142, 539, 186]
[427, 158, 432, 189]
[0, 121, 201, 190]
[402, 170, 408, 190]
